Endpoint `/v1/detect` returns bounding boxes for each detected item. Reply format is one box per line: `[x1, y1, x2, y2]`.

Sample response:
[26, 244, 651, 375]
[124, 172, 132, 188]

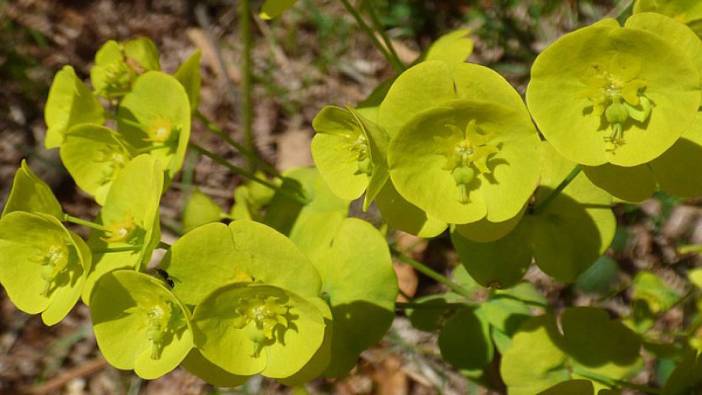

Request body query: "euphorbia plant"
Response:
[5, 2, 702, 393]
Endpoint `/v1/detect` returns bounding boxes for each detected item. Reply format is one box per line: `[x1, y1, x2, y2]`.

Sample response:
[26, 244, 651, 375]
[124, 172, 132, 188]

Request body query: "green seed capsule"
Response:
[453, 166, 476, 186]
[605, 98, 629, 125]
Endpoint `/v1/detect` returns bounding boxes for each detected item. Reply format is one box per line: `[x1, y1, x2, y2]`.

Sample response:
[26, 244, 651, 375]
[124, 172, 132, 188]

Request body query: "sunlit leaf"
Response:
[2, 160, 62, 219]
[91, 270, 192, 379]
[44, 66, 104, 148]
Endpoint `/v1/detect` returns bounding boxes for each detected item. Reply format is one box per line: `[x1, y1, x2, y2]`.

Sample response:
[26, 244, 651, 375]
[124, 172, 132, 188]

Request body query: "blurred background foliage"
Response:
[4, 1, 701, 395]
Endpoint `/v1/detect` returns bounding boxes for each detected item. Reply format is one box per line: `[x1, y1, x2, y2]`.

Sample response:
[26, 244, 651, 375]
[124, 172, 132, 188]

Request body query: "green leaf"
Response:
[165, 219, 322, 307]
[539, 380, 594, 395]
[311, 106, 390, 205]
[527, 18, 700, 166]
[662, 350, 702, 395]
[44, 65, 104, 148]
[174, 50, 202, 112]
[117, 71, 192, 180]
[182, 189, 222, 233]
[90, 270, 192, 379]
[423, 29, 474, 67]
[181, 349, 249, 388]
[230, 173, 277, 221]
[634, 0, 702, 26]
[650, 113, 702, 198]
[192, 283, 329, 378]
[501, 315, 571, 395]
[260, 0, 297, 20]
[123, 37, 161, 72]
[501, 308, 642, 394]
[451, 222, 532, 288]
[406, 293, 466, 332]
[2, 160, 62, 219]
[388, 99, 540, 225]
[264, 167, 350, 261]
[60, 124, 133, 205]
[310, 218, 398, 377]
[631, 271, 681, 314]
[530, 143, 615, 282]
[476, 295, 532, 335]
[438, 307, 494, 375]
[583, 164, 656, 203]
[561, 307, 642, 381]
[0, 212, 90, 326]
[453, 205, 525, 242]
[90, 40, 135, 98]
[379, 61, 456, 139]
[586, 112, 702, 200]
[82, 155, 164, 303]
[626, 12, 702, 82]
[383, 61, 540, 225]
[575, 256, 620, 295]
[374, 182, 447, 238]
[453, 143, 615, 286]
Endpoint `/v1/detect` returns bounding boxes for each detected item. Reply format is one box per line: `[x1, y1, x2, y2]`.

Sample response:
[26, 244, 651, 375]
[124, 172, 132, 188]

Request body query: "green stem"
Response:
[238, 0, 255, 168]
[396, 301, 472, 310]
[194, 111, 280, 177]
[573, 367, 661, 394]
[391, 248, 474, 299]
[679, 244, 702, 254]
[93, 246, 144, 254]
[532, 165, 582, 214]
[339, 0, 404, 73]
[157, 241, 171, 250]
[63, 214, 110, 233]
[363, 0, 404, 71]
[189, 142, 307, 205]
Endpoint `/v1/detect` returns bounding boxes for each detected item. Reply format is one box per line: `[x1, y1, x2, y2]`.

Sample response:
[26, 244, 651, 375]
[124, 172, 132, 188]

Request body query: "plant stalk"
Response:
[63, 214, 110, 233]
[339, 0, 404, 73]
[532, 165, 583, 214]
[238, 0, 255, 168]
[195, 111, 280, 177]
[363, 0, 404, 71]
[391, 249, 474, 299]
[395, 301, 472, 310]
[189, 142, 307, 204]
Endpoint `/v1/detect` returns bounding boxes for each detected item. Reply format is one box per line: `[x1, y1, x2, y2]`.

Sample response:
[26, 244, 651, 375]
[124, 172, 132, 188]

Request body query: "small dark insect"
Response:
[154, 268, 175, 288]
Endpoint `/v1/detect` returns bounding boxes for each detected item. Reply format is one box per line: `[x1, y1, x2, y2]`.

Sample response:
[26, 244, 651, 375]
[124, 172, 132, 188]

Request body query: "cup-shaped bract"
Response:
[500, 308, 642, 394]
[192, 283, 329, 379]
[626, 12, 702, 87]
[182, 189, 223, 233]
[584, 112, 702, 201]
[90, 270, 192, 379]
[311, 106, 390, 209]
[230, 173, 277, 222]
[60, 125, 134, 206]
[82, 155, 164, 302]
[90, 38, 160, 98]
[264, 167, 350, 261]
[44, 66, 104, 149]
[527, 18, 700, 167]
[310, 218, 398, 377]
[117, 71, 191, 181]
[389, 100, 540, 225]
[634, 0, 702, 28]
[374, 182, 448, 238]
[422, 29, 474, 69]
[164, 219, 323, 307]
[174, 50, 202, 112]
[381, 61, 540, 225]
[452, 143, 616, 287]
[2, 160, 63, 219]
[0, 212, 91, 325]
[260, 0, 297, 20]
